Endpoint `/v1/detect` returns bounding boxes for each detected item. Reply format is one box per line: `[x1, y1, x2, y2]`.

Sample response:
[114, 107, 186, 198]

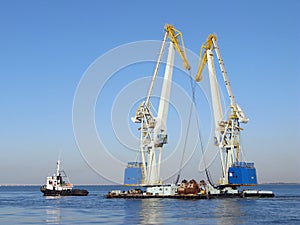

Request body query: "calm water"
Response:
[0, 184, 299, 224]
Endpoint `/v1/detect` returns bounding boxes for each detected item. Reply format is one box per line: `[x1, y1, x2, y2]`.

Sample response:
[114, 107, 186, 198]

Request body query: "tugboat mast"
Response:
[56, 160, 61, 177]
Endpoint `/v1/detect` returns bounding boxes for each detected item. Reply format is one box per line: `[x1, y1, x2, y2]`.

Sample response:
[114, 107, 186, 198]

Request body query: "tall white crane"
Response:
[131, 24, 190, 186]
[195, 34, 255, 187]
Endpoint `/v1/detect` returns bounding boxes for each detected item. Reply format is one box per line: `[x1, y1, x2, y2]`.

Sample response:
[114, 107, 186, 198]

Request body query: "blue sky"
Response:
[0, 0, 299, 185]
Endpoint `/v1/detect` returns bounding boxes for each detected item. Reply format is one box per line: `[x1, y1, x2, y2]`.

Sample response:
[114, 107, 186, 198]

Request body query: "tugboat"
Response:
[40, 160, 88, 196]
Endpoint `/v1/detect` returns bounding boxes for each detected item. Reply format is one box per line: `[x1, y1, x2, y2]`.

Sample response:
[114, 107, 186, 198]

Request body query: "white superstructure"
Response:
[131, 24, 190, 186]
[45, 160, 73, 191]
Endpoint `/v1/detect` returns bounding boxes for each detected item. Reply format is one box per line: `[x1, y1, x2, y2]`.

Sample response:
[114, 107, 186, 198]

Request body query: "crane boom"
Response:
[211, 37, 236, 108]
[195, 34, 216, 82]
[156, 42, 175, 134]
[144, 32, 168, 108]
[164, 24, 191, 71]
[196, 34, 248, 124]
[144, 24, 191, 109]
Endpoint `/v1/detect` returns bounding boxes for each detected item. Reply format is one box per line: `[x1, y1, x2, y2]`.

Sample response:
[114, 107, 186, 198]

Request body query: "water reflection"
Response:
[215, 199, 243, 225]
[45, 196, 62, 224]
[46, 208, 61, 224]
[121, 195, 245, 224]
[140, 199, 162, 224]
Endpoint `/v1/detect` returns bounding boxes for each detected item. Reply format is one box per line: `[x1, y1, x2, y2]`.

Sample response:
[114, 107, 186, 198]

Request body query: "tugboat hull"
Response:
[40, 187, 89, 196]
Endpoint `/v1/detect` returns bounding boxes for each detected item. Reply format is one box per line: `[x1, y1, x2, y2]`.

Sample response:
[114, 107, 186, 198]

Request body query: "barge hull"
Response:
[106, 192, 274, 199]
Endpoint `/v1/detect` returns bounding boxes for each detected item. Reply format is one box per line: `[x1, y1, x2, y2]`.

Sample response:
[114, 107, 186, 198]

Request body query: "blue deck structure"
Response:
[124, 162, 144, 185]
[228, 162, 257, 185]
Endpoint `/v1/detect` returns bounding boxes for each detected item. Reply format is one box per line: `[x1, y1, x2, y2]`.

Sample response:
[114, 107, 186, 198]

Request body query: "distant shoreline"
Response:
[260, 182, 300, 185]
[1, 182, 299, 186]
[0, 184, 115, 186]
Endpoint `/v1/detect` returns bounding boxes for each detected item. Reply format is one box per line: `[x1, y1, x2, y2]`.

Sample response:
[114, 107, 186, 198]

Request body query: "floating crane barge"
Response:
[106, 25, 274, 199]
[106, 189, 275, 199]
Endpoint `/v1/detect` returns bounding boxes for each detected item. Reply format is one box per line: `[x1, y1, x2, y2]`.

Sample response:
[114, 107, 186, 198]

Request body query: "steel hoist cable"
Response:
[175, 70, 194, 184]
[176, 70, 214, 185]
